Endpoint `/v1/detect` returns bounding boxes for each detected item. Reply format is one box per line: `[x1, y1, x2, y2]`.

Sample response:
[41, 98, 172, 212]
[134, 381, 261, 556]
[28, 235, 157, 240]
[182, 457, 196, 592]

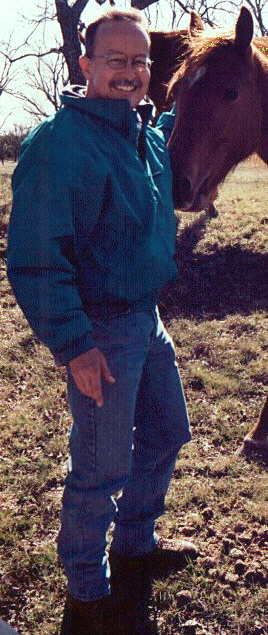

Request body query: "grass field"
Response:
[1, 158, 268, 634]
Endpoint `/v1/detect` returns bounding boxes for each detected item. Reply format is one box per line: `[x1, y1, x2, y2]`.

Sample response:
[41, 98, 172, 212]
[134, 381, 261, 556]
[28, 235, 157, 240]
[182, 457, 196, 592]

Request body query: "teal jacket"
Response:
[8, 92, 176, 365]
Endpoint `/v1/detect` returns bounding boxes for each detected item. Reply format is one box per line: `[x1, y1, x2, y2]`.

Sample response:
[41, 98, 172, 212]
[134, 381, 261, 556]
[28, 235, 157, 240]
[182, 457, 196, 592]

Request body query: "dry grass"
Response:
[1, 158, 268, 634]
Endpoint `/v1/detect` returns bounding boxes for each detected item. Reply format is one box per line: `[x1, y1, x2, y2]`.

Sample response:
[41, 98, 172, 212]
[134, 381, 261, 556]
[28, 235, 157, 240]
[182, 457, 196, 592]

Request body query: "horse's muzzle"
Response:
[172, 172, 217, 212]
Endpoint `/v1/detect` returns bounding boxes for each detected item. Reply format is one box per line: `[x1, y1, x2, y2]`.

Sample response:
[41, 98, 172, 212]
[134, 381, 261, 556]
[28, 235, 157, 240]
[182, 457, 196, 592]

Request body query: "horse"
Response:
[149, 9, 268, 460]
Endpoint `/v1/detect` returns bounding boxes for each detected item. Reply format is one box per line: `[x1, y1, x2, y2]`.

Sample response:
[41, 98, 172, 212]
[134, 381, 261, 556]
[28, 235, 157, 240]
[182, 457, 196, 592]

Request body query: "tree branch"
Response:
[72, 0, 90, 22]
[3, 47, 61, 65]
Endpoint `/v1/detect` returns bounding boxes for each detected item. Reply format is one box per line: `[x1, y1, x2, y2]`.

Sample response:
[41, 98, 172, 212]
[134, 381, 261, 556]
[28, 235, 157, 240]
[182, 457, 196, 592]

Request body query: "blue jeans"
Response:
[57, 307, 191, 601]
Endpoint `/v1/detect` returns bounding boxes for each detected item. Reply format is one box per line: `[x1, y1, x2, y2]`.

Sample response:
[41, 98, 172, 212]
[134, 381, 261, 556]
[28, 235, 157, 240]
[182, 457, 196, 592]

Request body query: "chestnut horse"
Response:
[150, 10, 268, 460]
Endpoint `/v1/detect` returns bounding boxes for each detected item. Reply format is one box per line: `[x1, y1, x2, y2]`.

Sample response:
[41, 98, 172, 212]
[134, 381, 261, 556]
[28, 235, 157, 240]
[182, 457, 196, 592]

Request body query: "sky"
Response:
[0, 0, 253, 133]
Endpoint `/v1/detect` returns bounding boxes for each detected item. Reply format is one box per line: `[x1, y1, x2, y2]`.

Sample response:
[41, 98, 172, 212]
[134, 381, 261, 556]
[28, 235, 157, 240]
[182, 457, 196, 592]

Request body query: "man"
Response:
[8, 10, 194, 635]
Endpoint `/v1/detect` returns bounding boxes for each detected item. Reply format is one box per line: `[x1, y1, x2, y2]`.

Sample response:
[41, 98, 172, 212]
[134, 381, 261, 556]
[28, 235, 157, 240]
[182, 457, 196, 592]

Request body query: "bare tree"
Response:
[2, 1, 87, 86]
[228, 0, 268, 35]
[17, 48, 69, 119]
[0, 2, 84, 122]
[0, 124, 31, 162]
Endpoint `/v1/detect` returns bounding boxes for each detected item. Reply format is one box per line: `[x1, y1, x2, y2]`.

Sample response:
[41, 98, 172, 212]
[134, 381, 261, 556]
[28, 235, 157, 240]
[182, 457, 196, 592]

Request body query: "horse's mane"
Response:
[168, 28, 268, 96]
[253, 37, 268, 64]
[168, 29, 235, 93]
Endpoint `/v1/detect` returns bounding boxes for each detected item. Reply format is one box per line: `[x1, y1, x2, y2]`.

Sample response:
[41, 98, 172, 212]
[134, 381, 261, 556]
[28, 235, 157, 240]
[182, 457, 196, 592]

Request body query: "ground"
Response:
[0, 158, 268, 634]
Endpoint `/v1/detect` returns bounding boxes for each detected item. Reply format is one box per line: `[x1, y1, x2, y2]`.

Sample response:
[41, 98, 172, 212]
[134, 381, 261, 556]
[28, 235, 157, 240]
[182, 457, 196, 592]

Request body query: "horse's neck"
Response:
[255, 41, 268, 165]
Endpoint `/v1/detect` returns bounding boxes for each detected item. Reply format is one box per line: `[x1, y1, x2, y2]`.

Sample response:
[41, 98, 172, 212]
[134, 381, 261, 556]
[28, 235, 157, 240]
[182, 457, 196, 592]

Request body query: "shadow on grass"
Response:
[236, 439, 268, 470]
[160, 212, 268, 318]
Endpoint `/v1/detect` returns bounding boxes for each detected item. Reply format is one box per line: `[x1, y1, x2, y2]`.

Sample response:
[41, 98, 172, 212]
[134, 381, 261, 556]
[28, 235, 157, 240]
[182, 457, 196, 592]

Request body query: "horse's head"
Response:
[168, 7, 263, 211]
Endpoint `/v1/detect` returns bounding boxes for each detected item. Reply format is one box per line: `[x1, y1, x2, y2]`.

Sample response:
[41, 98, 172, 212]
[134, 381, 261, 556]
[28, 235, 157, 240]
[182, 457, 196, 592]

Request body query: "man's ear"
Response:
[79, 55, 92, 81]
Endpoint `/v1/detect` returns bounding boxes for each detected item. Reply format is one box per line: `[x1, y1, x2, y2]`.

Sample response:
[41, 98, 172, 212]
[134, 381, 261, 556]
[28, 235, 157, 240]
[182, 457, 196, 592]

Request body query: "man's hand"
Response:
[69, 347, 116, 407]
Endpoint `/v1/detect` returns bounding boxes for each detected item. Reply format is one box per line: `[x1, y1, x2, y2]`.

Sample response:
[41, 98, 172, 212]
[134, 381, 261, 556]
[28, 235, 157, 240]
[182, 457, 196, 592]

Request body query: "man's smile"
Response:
[110, 79, 142, 92]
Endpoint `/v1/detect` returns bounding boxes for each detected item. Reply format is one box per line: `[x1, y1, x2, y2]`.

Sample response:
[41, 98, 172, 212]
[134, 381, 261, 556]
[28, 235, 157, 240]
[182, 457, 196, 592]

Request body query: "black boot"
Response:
[109, 550, 158, 635]
[60, 592, 113, 635]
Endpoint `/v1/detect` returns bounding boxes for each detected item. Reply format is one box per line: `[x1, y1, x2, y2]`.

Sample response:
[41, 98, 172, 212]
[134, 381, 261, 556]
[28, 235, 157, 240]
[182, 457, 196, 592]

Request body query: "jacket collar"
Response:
[60, 85, 153, 139]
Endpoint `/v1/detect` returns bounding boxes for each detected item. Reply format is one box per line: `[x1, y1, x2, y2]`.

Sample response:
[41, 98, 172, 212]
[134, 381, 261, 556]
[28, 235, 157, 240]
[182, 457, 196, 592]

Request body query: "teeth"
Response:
[111, 81, 139, 91]
[116, 85, 135, 91]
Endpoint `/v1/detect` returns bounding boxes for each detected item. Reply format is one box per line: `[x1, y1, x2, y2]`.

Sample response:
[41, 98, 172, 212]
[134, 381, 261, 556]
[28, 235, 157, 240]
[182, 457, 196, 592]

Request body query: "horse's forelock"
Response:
[168, 31, 243, 97]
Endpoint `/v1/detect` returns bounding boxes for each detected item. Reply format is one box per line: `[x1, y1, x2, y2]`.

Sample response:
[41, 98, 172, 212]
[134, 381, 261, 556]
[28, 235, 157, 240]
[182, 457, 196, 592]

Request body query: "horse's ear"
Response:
[189, 11, 205, 38]
[235, 6, 254, 50]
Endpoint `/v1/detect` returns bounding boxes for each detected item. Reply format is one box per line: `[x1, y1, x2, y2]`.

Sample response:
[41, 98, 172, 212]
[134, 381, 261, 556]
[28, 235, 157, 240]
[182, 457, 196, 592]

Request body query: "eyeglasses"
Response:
[91, 53, 152, 71]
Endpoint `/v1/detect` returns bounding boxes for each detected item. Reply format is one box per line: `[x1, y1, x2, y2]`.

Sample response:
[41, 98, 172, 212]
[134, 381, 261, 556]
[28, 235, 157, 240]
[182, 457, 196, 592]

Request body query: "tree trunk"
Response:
[55, 0, 89, 84]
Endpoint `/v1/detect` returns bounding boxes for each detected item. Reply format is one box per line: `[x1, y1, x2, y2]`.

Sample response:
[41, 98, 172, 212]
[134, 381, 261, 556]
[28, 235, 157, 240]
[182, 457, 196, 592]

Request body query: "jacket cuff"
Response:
[54, 332, 97, 366]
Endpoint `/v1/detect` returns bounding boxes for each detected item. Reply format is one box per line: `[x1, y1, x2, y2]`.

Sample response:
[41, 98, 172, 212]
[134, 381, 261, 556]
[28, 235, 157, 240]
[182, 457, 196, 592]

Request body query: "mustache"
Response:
[109, 79, 142, 89]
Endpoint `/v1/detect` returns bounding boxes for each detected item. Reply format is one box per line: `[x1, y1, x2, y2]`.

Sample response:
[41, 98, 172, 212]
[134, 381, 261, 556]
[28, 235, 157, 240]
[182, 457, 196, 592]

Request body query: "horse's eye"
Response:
[224, 87, 239, 101]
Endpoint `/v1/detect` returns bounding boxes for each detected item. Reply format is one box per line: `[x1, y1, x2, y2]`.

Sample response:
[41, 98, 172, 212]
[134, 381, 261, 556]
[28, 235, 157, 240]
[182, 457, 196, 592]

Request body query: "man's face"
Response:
[80, 21, 151, 108]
